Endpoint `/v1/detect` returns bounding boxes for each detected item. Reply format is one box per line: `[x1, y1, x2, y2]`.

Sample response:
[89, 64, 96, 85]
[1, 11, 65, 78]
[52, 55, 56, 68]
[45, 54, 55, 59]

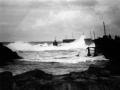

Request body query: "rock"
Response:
[0, 71, 14, 90]
[94, 38, 120, 75]
[12, 69, 120, 90]
[14, 69, 52, 80]
[14, 77, 120, 90]
[87, 65, 111, 77]
[0, 43, 21, 66]
[0, 65, 118, 90]
[94, 38, 120, 59]
[14, 69, 53, 88]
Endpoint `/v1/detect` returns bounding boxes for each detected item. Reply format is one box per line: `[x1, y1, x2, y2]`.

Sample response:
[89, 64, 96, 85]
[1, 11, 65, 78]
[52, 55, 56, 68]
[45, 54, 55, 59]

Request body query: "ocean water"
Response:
[0, 36, 107, 75]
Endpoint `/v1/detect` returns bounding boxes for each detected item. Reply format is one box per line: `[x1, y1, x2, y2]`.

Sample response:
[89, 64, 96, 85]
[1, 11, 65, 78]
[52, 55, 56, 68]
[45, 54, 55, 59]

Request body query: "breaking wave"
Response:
[5, 35, 107, 64]
[6, 35, 95, 51]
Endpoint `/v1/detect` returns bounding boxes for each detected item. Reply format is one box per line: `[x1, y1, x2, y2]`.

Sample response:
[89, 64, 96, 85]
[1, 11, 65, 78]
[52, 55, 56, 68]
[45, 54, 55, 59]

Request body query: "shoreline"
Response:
[1, 59, 119, 90]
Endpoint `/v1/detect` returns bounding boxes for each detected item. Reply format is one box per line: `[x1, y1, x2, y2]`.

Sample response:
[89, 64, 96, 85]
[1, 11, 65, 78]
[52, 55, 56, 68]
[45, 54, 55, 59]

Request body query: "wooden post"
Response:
[87, 47, 91, 56]
[94, 47, 97, 56]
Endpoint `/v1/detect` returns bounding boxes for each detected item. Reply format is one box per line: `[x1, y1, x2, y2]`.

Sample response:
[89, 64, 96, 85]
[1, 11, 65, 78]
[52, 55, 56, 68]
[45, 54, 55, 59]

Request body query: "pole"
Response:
[93, 31, 95, 39]
[103, 21, 106, 35]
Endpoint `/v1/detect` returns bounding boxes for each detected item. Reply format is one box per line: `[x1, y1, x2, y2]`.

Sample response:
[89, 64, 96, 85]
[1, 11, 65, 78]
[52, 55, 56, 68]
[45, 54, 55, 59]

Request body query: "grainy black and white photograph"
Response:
[0, 0, 120, 90]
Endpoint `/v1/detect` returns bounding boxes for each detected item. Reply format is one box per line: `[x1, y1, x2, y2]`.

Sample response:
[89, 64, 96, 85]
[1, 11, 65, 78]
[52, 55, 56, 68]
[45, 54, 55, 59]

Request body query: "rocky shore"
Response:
[0, 61, 120, 90]
[0, 43, 21, 66]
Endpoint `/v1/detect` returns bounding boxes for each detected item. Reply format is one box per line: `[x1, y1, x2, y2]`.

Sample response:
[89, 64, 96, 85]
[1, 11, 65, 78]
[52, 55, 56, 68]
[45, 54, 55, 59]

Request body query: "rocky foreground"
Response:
[0, 43, 21, 66]
[0, 62, 120, 90]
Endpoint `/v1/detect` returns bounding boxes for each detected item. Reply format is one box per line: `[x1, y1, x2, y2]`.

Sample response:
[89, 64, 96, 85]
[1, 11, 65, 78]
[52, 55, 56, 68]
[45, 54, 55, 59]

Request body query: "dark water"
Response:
[0, 51, 107, 76]
[0, 59, 92, 75]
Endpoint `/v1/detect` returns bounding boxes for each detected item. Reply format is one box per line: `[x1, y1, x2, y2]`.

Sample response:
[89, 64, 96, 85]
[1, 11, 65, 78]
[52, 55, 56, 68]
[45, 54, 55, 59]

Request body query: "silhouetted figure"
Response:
[109, 34, 111, 39]
[87, 47, 91, 56]
[103, 35, 108, 38]
[115, 35, 118, 40]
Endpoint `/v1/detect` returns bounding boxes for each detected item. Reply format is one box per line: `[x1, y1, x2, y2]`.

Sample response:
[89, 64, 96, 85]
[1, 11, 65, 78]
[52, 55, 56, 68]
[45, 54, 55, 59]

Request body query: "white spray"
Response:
[5, 35, 108, 64]
[6, 35, 95, 51]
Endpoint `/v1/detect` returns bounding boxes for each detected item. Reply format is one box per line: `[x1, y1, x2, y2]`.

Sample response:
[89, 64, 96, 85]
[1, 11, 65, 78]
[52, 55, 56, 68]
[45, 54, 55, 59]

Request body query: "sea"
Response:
[0, 36, 107, 75]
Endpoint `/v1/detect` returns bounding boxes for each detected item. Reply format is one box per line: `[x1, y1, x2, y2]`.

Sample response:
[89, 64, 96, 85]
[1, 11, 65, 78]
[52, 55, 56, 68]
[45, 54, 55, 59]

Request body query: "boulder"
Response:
[0, 71, 14, 90]
[13, 69, 120, 90]
[14, 69, 52, 88]
[0, 43, 21, 66]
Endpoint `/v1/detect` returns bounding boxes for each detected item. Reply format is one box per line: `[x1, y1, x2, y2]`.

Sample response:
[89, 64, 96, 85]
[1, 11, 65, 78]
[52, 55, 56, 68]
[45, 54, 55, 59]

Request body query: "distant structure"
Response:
[63, 39, 75, 43]
[84, 31, 94, 45]
[53, 37, 58, 46]
[84, 38, 93, 46]
[63, 33, 75, 43]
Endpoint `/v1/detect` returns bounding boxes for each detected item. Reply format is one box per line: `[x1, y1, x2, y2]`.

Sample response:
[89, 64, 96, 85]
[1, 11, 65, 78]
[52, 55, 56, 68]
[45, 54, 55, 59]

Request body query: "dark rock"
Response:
[105, 61, 120, 75]
[93, 37, 120, 77]
[14, 76, 120, 90]
[0, 71, 14, 90]
[94, 38, 120, 71]
[14, 69, 52, 80]
[14, 69, 52, 88]
[17, 80, 53, 90]
[87, 65, 111, 77]
[12, 69, 120, 90]
[0, 43, 21, 66]
[94, 38, 120, 59]
[0, 64, 118, 90]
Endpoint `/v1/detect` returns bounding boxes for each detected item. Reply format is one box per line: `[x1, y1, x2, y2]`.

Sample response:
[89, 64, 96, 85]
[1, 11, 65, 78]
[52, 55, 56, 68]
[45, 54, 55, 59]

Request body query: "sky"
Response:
[1, 0, 120, 42]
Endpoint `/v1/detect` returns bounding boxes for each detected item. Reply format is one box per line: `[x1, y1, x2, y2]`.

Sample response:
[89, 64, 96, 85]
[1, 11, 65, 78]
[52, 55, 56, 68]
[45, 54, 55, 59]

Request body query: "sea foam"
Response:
[6, 35, 95, 51]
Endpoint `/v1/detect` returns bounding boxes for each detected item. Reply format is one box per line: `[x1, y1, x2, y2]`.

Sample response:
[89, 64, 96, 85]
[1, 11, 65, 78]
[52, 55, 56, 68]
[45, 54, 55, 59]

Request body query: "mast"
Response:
[55, 37, 56, 41]
[103, 21, 106, 35]
[93, 31, 95, 39]
[90, 31, 92, 39]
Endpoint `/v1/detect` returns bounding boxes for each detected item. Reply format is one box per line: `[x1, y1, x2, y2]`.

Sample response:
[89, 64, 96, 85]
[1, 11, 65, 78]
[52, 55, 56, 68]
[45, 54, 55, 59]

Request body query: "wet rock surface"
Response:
[1, 62, 120, 90]
[0, 71, 14, 90]
[0, 43, 22, 66]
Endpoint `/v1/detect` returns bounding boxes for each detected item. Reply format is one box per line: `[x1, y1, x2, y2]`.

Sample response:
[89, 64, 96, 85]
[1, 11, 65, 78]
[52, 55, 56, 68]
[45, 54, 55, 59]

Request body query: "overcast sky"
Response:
[1, 0, 120, 42]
